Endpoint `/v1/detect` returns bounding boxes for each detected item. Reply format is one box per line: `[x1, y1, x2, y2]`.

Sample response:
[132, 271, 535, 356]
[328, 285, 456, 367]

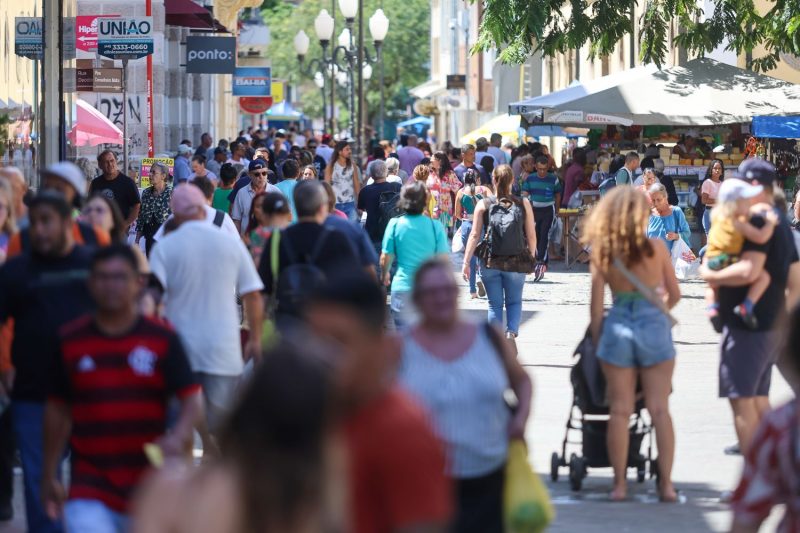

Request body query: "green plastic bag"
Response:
[504, 440, 554, 533]
[261, 230, 281, 349]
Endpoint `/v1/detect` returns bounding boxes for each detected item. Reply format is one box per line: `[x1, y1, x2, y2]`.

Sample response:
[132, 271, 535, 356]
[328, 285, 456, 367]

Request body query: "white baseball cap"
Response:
[40, 161, 87, 197]
[177, 144, 192, 155]
[717, 179, 763, 204]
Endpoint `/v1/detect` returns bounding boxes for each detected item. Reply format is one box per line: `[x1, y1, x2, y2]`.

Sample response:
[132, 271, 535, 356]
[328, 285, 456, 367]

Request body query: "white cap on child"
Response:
[717, 179, 763, 204]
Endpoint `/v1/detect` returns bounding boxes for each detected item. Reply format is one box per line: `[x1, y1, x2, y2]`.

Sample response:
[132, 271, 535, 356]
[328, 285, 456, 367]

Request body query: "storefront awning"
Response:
[410, 79, 447, 99]
[165, 0, 230, 32]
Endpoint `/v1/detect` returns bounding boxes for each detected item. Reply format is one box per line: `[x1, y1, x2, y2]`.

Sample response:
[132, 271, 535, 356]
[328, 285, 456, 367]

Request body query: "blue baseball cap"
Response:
[734, 158, 777, 184]
[249, 159, 268, 172]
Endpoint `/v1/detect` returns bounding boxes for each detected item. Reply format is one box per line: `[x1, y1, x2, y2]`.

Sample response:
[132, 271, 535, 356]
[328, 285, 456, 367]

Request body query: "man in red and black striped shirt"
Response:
[42, 245, 203, 531]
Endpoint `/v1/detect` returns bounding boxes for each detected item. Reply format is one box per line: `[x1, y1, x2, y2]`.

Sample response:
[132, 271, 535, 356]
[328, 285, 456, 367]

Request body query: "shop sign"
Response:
[233, 67, 271, 97]
[77, 15, 119, 53]
[186, 36, 236, 74]
[63, 18, 76, 59]
[544, 110, 583, 123]
[140, 157, 174, 178]
[585, 113, 633, 126]
[75, 68, 124, 92]
[446, 74, 466, 90]
[271, 81, 285, 104]
[240, 97, 273, 114]
[14, 17, 43, 60]
[97, 17, 154, 60]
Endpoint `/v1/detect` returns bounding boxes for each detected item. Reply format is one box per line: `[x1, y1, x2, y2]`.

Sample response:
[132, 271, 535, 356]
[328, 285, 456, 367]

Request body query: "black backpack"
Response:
[275, 228, 332, 316]
[376, 189, 404, 240]
[483, 197, 525, 256]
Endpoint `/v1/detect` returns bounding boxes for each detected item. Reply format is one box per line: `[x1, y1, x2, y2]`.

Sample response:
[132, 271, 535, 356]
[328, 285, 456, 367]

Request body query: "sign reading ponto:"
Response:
[97, 17, 153, 60]
[14, 17, 43, 60]
[186, 36, 236, 74]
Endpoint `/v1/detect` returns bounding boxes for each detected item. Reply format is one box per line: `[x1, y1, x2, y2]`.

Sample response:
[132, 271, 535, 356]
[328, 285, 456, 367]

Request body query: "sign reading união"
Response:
[233, 67, 272, 97]
[186, 36, 236, 74]
[97, 17, 154, 60]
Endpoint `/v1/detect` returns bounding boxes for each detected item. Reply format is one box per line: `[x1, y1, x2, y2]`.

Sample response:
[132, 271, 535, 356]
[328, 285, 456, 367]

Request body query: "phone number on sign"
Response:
[102, 43, 151, 52]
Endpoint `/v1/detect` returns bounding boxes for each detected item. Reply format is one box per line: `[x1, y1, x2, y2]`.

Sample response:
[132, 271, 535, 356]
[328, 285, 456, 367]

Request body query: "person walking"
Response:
[562, 148, 587, 208]
[0, 192, 96, 533]
[520, 155, 562, 281]
[244, 191, 291, 262]
[700, 158, 725, 235]
[397, 134, 425, 176]
[454, 144, 487, 183]
[647, 183, 692, 253]
[232, 159, 281, 235]
[135, 162, 172, 256]
[90, 150, 141, 231]
[399, 259, 531, 533]
[700, 159, 800, 457]
[581, 186, 680, 502]
[173, 144, 193, 183]
[463, 165, 537, 348]
[276, 159, 300, 221]
[358, 160, 401, 257]
[149, 185, 264, 434]
[427, 151, 462, 231]
[42, 244, 203, 532]
[0, 181, 16, 522]
[380, 182, 449, 328]
[324, 141, 361, 223]
[615, 152, 640, 186]
[453, 169, 488, 298]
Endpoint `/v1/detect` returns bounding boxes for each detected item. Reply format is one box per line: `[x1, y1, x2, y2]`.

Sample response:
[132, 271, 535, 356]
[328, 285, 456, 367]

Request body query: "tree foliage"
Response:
[261, 0, 429, 130]
[471, 0, 800, 71]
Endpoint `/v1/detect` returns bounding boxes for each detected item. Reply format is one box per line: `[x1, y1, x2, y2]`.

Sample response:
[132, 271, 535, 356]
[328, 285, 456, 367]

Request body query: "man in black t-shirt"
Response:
[89, 150, 141, 229]
[0, 192, 95, 532]
[701, 159, 800, 456]
[259, 180, 359, 318]
[358, 160, 402, 247]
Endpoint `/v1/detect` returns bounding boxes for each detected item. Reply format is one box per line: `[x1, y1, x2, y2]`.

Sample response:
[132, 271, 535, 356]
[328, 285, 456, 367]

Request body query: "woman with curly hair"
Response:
[581, 186, 681, 502]
[426, 151, 462, 229]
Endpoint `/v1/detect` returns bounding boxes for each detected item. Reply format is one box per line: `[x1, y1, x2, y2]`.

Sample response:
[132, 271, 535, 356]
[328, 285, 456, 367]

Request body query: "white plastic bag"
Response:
[670, 238, 700, 280]
[451, 225, 464, 253]
[548, 216, 563, 246]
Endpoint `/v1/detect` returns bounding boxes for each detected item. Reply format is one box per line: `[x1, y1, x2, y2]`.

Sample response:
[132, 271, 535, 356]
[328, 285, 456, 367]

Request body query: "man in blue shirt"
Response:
[173, 144, 192, 183]
[276, 159, 300, 221]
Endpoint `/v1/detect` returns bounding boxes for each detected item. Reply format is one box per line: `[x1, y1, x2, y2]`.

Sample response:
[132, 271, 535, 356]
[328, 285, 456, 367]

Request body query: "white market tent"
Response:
[510, 58, 800, 127]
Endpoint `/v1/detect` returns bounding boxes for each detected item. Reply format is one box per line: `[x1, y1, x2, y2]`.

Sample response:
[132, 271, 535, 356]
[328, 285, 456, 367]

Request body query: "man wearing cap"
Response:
[173, 144, 193, 183]
[232, 160, 280, 236]
[701, 159, 800, 457]
[89, 150, 141, 230]
[149, 185, 264, 433]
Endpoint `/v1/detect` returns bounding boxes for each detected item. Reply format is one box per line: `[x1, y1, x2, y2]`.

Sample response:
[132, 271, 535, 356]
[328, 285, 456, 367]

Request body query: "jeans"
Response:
[193, 373, 241, 434]
[0, 407, 13, 508]
[12, 401, 63, 533]
[702, 208, 711, 235]
[65, 499, 128, 533]
[390, 291, 414, 330]
[481, 268, 526, 336]
[461, 220, 479, 294]
[596, 295, 675, 368]
[336, 201, 358, 224]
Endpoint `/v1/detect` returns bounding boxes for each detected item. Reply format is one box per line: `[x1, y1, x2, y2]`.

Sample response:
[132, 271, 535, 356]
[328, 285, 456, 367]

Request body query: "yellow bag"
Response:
[504, 440, 554, 533]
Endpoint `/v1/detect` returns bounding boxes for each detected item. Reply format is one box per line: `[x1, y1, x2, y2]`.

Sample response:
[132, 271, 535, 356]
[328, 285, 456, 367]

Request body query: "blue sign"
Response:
[14, 17, 43, 60]
[97, 17, 153, 60]
[233, 67, 272, 97]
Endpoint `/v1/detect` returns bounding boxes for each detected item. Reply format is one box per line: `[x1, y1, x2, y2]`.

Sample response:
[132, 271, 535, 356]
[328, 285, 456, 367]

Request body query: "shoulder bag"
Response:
[612, 258, 678, 327]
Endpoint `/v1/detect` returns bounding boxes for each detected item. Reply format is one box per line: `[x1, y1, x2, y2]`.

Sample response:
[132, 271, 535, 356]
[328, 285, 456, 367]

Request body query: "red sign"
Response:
[76, 14, 118, 52]
[239, 96, 273, 115]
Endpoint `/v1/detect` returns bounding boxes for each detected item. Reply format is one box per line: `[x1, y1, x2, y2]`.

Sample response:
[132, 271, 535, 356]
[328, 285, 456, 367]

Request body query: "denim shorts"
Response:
[596, 296, 676, 368]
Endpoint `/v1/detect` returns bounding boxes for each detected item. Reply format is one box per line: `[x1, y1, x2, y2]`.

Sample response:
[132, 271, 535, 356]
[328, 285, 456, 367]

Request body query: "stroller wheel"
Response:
[550, 452, 560, 482]
[650, 458, 660, 481]
[569, 454, 586, 492]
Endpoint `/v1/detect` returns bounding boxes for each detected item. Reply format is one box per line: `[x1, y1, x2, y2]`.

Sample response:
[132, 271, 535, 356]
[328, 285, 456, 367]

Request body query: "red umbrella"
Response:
[68, 99, 124, 147]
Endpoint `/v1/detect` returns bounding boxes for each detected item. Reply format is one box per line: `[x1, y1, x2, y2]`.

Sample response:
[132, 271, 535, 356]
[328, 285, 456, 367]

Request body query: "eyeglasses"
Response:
[253, 170, 269, 176]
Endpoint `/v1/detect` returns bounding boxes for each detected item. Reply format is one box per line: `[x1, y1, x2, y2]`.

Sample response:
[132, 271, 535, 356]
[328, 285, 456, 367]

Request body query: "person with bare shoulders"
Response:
[581, 187, 681, 502]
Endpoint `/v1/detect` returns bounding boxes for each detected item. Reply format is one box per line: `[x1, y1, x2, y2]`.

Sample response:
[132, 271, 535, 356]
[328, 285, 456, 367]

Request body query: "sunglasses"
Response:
[252, 170, 269, 176]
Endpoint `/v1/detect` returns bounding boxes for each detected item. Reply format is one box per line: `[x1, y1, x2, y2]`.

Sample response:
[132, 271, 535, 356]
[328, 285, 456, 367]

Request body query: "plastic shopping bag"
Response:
[504, 440, 554, 533]
[548, 216, 563, 246]
[670, 238, 700, 280]
[451, 225, 464, 253]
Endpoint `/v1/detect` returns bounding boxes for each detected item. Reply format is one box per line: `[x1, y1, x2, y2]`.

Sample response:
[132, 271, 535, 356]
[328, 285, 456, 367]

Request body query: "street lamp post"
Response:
[369, 9, 389, 141]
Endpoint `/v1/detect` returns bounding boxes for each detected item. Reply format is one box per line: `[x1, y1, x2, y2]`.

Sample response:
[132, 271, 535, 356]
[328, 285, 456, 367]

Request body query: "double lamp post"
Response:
[293, 0, 389, 156]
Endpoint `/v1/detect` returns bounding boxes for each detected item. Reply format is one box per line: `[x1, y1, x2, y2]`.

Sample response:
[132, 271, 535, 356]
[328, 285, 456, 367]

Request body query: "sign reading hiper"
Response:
[233, 67, 271, 97]
[186, 36, 236, 74]
[97, 17, 153, 61]
[14, 17, 43, 60]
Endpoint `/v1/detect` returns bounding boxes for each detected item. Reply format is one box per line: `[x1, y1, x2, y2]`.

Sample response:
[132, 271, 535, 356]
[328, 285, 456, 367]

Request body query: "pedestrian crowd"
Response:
[0, 123, 799, 533]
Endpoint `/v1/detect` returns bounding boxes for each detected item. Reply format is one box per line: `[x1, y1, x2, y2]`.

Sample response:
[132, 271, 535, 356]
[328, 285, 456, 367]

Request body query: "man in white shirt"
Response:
[149, 184, 264, 432]
[225, 141, 251, 169]
[151, 181, 239, 242]
[231, 159, 280, 235]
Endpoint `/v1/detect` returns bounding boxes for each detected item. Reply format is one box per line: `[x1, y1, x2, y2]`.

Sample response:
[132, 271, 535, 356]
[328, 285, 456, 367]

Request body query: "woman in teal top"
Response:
[647, 183, 691, 253]
[454, 169, 491, 298]
[381, 181, 450, 329]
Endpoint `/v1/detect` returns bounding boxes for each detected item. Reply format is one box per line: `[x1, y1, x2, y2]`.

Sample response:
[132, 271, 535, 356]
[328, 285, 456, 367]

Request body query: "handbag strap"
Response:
[612, 258, 678, 327]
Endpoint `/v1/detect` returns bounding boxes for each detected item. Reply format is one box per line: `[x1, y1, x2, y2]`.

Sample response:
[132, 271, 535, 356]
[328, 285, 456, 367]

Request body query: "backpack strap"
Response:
[213, 209, 225, 227]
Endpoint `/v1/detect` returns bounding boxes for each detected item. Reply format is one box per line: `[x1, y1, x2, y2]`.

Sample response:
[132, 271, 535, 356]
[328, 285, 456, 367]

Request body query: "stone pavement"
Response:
[0, 262, 792, 532]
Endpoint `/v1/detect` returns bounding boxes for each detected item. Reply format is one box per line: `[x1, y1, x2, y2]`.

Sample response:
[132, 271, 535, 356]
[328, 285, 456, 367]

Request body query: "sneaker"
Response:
[724, 443, 742, 456]
[734, 304, 759, 330]
[476, 280, 486, 298]
[534, 263, 547, 282]
[707, 307, 723, 334]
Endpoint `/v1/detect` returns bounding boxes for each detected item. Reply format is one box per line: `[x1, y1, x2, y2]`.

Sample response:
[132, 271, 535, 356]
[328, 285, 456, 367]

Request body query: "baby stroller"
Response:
[550, 329, 658, 491]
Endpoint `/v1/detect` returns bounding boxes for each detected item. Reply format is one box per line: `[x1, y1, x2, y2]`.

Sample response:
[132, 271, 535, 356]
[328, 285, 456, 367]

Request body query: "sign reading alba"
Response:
[233, 67, 272, 97]
[97, 17, 153, 60]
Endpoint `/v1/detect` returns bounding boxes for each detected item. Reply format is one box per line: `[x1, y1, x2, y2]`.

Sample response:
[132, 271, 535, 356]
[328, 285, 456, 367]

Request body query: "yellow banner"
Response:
[271, 81, 284, 104]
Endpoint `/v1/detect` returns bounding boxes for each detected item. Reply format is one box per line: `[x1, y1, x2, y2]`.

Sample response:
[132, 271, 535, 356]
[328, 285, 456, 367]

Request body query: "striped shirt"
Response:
[521, 173, 562, 207]
[50, 316, 199, 512]
[399, 327, 510, 478]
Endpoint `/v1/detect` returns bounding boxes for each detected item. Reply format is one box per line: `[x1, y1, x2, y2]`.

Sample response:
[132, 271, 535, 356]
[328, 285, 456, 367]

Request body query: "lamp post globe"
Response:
[338, 28, 351, 50]
[337, 0, 358, 21]
[369, 9, 389, 43]
[314, 71, 325, 89]
[363, 64, 373, 81]
[293, 30, 310, 56]
[314, 9, 335, 41]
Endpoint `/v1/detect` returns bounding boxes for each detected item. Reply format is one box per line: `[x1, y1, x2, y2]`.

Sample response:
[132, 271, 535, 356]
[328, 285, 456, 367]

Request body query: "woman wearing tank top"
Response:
[454, 169, 490, 298]
[398, 259, 532, 533]
[324, 141, 360, 223]
[581, 186, 681, 502]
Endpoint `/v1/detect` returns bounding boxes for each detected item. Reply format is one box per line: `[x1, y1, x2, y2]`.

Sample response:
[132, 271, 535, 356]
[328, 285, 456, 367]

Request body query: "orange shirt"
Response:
[345, 387, 453, 533]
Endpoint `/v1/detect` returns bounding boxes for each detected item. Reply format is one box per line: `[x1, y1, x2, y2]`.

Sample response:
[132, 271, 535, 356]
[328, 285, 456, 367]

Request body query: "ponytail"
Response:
[493, 164, 514, 199]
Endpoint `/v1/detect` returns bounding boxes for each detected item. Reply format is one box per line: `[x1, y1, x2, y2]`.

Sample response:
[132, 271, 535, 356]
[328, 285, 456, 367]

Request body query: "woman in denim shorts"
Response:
[581, 187, 682, 502]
